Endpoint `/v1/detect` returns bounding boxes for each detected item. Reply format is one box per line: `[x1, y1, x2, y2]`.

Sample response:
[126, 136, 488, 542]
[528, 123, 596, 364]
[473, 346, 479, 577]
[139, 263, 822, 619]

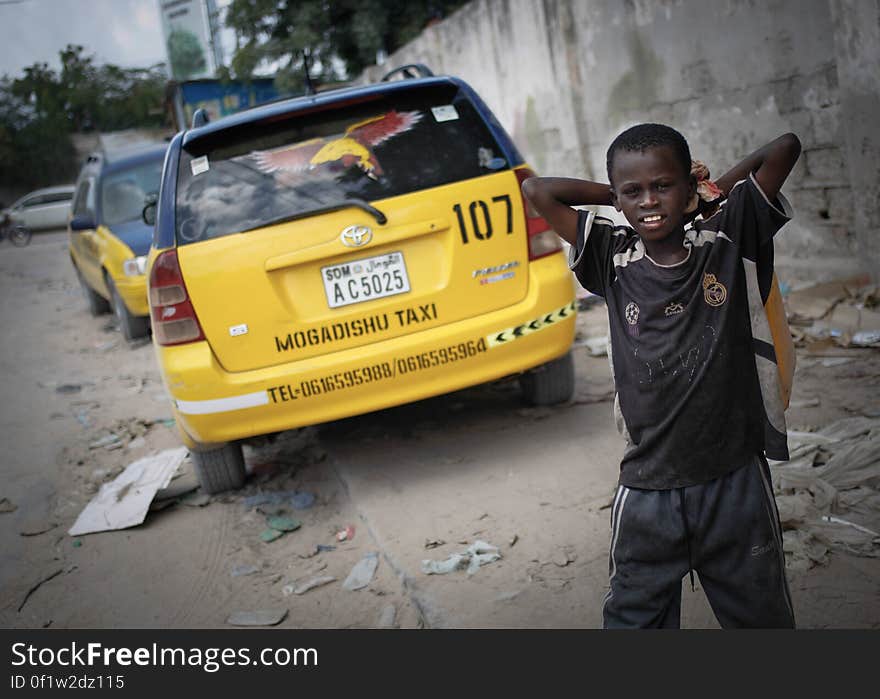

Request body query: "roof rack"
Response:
[380, 64, 435, 82]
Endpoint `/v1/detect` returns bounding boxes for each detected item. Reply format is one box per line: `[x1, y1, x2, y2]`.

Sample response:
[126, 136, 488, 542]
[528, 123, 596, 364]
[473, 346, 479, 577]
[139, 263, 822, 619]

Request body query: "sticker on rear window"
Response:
[191, 155, 209, 176]
[478, 147, 506, 170]
[431, 105, 459, 122]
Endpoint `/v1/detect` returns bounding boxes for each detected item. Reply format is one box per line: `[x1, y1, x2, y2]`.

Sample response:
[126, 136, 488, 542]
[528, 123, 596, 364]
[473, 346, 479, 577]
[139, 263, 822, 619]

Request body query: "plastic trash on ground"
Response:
[421, 539, 502, 576]
[342, 552, 379, 591]
[68, 447, 187, 536]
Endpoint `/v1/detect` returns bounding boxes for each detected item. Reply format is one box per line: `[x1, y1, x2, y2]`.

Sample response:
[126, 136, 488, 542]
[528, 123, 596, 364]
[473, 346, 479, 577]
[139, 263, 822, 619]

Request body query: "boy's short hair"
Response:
[606, 123, 692, 183]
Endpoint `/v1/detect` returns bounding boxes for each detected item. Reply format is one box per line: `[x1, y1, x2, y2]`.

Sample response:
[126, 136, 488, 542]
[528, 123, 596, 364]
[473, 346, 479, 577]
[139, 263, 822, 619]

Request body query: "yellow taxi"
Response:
[69, 143, 167, 341]
[145, 67, 576, 493]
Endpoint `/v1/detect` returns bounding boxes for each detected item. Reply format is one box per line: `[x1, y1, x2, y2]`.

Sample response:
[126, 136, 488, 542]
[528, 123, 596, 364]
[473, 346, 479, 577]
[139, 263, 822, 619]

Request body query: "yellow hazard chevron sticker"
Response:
[487, 300, 577, 348]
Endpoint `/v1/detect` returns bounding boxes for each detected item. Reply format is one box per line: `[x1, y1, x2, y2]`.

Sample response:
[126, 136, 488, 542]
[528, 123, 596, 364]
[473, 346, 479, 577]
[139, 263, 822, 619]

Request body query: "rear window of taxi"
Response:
[174, 84, 510, 244]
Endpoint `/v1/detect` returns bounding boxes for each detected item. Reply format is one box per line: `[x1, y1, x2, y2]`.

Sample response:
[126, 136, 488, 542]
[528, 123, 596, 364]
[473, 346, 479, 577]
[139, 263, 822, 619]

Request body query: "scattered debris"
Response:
[71, 539, 83, 548]
[783, 530, 829, 572]
[509, 534, 519, 547]
[821, 514, 879, 538]
[771, 415, 880, 565]
[336, 524, 356, 542]
[421, 540, 502, 576]
[852, 331, 880, 347]
[291, 492, 316, 509]
[421, 553, 468, 575]
[790, 397, 821, 409]
[155, 479, 199, 502]
[182, 493, 211, 507]
[292, 575, 337, 595]
[342, 552, 379, 591]
[552, 549, 576, 567]
[68, 447, 188, 536]
[297, 543, 336, 558]
[424, 538, 446, 549]
[230, 564, 260, 577]
[126, 436, 146, 451]
[258, 513, 303, 543]
[786, 276, 880, 355]
[822, 357, 854, 367]
[20, 522, 58, 537]
[243, 490, 317, 510]
[260, 529, 285, 543]
[18, 568, 64, 612]
[267, 516, 301, 532]
[88, 434, 122, 450]
[0, 497, 17, 513]
[582, 335, 609, 357]
[226, 609, 288, 627]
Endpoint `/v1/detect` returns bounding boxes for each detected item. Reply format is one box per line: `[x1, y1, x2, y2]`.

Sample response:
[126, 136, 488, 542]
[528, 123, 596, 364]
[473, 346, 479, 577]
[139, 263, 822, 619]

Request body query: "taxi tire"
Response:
[192, 443, 247, 494]
[107, 276, 150, 342]
[519, 351, 575, 406]
[75, 264, 111, 316]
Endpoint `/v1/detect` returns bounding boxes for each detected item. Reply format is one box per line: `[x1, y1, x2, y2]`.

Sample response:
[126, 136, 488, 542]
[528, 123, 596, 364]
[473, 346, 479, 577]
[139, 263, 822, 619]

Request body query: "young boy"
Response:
[522, 124, 801, 628]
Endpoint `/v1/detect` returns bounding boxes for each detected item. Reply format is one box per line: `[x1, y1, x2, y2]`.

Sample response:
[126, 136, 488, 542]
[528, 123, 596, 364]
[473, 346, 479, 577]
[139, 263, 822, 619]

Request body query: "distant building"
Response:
[165, 78, 286, 131]
[158, 0, 223, 81]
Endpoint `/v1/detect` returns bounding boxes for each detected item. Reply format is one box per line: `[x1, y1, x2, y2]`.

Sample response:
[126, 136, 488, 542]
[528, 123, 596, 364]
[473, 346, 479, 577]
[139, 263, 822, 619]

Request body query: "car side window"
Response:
[20, 194, 44, 209]
[72, 180, 94, 217]
[43, 192, 74, 204]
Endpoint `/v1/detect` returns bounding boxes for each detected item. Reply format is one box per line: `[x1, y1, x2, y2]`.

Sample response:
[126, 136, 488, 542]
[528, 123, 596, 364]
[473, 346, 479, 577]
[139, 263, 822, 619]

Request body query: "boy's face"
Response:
[609, 145, 695, 244]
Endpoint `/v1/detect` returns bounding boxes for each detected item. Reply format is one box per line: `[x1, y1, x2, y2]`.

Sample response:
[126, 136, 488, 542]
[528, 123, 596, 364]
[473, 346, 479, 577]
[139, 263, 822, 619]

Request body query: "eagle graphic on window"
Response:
[250, 110, 422, 182]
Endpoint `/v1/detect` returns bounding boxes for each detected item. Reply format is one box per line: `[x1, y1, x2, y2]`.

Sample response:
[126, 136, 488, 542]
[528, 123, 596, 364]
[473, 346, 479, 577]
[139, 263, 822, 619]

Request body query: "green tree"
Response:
[167, 28, 208, 80]
[225, 0, 466, 90]
[0, 44, 170, 192]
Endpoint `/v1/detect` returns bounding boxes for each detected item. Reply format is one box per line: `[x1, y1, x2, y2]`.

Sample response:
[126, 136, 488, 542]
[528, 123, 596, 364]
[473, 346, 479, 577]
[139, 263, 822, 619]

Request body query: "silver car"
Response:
[4, 185, 76, 231]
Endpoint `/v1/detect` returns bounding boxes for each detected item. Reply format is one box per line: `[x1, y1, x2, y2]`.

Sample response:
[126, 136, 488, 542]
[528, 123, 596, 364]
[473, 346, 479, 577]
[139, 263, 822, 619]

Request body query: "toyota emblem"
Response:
[340, 225, 373, 247]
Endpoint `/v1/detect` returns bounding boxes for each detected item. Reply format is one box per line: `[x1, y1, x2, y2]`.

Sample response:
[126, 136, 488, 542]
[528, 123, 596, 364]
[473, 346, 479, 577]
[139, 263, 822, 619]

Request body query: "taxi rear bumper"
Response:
[156, 253, 577, 446]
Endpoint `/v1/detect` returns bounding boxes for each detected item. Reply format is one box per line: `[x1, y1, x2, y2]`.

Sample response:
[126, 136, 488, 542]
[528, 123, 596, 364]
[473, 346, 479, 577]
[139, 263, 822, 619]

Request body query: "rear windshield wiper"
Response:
[242, 199, 387, 233]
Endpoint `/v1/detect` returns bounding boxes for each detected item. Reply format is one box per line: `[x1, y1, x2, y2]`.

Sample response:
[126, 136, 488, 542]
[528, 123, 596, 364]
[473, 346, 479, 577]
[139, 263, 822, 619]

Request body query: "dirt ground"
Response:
[0, 232, 877, 629]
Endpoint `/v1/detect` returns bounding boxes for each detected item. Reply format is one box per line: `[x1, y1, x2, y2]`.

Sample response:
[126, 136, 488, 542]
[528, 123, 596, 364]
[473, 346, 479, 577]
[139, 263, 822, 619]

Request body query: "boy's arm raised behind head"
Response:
[521, 177, 613, 246]
[713, 133, 802, 203]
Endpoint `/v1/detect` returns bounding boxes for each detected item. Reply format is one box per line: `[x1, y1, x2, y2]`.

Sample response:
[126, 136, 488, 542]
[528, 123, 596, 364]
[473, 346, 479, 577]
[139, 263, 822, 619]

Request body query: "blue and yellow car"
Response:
[68, 143, 167, 341]
[146, 67, 577, 493]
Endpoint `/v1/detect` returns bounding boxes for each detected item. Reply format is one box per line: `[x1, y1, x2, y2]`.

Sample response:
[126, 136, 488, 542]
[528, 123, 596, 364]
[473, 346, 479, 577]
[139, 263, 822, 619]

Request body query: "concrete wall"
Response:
[361, 0, 880, 281]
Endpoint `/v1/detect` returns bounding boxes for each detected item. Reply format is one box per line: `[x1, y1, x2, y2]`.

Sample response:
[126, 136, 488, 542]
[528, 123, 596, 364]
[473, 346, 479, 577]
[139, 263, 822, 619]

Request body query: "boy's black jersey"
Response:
[570, 174, 792, 489]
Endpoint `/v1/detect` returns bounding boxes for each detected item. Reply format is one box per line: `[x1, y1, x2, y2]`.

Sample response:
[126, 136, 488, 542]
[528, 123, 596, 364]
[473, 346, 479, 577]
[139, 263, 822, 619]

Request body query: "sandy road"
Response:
[0, 232, 877, 628]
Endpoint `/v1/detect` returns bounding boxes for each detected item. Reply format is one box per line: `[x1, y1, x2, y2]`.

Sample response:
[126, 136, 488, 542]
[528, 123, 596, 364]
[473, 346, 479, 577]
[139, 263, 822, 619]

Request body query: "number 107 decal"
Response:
[453, 194, 512, 244]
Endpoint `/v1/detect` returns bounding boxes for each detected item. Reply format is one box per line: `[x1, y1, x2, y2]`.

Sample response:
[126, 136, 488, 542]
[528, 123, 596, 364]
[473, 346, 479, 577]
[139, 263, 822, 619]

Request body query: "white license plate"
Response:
[322, 251, 411, 308]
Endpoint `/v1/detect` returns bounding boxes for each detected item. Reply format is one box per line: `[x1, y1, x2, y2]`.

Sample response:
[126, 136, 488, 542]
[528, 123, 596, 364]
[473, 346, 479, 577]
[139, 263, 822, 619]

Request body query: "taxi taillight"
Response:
[515, 167, 563, 260]
[148, 250, 205, 346]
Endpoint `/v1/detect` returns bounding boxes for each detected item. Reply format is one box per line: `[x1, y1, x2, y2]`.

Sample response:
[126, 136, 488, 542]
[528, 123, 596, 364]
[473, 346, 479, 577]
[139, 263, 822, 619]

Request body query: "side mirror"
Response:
[69, 215, 96, 231]
[142, 193, 158, 226]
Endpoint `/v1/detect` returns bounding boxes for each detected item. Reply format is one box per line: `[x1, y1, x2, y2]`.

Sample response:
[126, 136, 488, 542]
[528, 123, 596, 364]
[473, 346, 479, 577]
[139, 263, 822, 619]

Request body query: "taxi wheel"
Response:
[192, 443, 247, 495]
[107, 277, 150, 342]
[519, 351, 575, 406]
[75, 265, 111, 316]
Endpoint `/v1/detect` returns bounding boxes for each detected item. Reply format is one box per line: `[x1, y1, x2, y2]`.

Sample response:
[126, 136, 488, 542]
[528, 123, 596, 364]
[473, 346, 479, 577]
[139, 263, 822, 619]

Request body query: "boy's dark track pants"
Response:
[603, 455, 795, 629]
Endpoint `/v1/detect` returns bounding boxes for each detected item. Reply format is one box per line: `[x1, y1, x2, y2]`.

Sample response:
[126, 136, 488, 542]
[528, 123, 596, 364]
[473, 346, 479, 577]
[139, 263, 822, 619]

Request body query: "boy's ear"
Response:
[684, 175, 698, 214]
[609, 188, 621, 212]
